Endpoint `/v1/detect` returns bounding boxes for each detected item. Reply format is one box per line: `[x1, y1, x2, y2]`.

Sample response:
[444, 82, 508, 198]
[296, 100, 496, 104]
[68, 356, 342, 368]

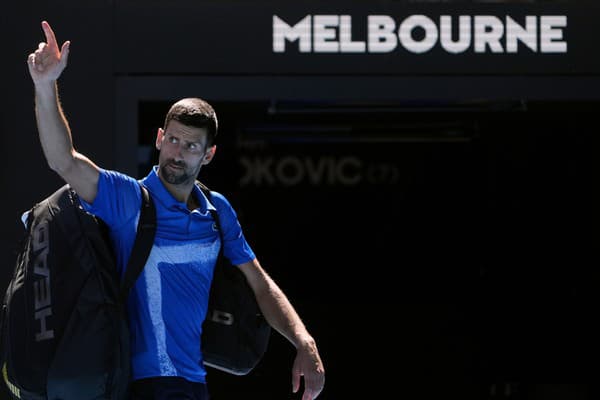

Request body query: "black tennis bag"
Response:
[202, 249, 271, 376]
[199, 184, 271, 376]
[0, 184, 154, 400]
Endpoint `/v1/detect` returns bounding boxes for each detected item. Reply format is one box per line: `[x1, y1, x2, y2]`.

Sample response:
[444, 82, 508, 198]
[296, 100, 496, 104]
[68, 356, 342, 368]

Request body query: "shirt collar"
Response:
[142, 166, 216, 214]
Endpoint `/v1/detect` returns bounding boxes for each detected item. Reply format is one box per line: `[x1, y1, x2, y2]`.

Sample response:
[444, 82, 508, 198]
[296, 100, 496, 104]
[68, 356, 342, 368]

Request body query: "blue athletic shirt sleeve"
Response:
[207, 190, 256, 266]
[79, 169, 142, 278]
[79, 169, 142, 230]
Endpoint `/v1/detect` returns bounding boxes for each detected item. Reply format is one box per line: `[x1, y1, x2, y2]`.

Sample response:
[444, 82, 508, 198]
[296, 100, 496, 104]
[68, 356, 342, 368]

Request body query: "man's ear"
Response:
[156, 128, 164, 150]
[202, 145, 217, 165]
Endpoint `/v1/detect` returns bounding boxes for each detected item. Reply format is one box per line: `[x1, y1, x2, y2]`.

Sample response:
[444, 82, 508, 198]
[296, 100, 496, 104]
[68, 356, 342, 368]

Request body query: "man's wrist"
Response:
[34, 80, 58, 98]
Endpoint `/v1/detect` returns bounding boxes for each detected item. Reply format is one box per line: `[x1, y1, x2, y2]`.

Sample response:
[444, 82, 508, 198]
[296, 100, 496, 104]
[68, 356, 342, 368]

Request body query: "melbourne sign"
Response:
[273, 14, 567, 54]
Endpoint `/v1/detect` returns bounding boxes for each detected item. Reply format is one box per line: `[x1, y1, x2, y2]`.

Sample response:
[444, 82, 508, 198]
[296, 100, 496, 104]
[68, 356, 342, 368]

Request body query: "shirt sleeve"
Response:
[209, 191, 256, 266]
[79, 169, 142, 230]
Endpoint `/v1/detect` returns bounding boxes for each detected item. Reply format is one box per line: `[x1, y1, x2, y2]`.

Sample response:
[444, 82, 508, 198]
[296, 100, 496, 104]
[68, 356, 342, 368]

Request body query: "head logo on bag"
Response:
[32, 221, 54, 342]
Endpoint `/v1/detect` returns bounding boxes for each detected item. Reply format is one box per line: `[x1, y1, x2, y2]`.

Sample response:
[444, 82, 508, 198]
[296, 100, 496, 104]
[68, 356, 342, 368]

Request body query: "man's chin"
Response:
[159, 169, 188, 185]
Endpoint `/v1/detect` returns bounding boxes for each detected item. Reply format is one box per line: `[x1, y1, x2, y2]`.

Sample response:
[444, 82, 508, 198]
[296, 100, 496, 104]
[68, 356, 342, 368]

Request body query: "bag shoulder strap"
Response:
[196, 180, 222, 235]
[120, 183, 156, 302]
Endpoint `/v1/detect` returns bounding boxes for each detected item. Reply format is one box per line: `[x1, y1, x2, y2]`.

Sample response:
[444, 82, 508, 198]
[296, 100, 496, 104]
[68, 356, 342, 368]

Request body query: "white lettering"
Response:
[399, 15, 438, 54]
[474, 16, 504, 53]
[273, 15, 312, 53]
[339, 15, 366, 53]
[439, 16, 471, 54]
[506, 16, 537, 53]
[273, 14, 568, 54]
[32, 221, 54, 341]
[314, 15, 339, 53]
[540, 16, 567, 53]
[368, 15, 397, 53]
[35, 308, 54, 341]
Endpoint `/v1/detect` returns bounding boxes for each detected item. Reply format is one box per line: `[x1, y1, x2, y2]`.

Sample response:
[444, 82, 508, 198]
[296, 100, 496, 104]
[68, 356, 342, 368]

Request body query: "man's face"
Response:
[156, 120, 215, 185]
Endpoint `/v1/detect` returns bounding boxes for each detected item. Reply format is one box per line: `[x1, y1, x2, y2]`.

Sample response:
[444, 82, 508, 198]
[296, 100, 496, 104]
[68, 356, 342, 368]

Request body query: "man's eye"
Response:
[169, 137, 178, 143]
[188, 143, 197, 150]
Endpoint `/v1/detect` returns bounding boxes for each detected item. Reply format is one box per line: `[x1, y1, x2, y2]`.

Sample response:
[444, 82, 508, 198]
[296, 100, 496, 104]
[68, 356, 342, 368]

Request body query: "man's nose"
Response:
[174, 143, 185, 160]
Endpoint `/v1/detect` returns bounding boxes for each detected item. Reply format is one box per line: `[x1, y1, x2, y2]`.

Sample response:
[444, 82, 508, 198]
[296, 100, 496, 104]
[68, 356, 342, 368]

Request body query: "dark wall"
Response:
[1, 4, 116, 400]
[1, 2, 115, 285]
[2, 2, 600, 399]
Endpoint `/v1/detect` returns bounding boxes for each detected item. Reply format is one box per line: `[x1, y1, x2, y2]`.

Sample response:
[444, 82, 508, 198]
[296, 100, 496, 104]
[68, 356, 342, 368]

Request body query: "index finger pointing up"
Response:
[41, 21, 57, 49]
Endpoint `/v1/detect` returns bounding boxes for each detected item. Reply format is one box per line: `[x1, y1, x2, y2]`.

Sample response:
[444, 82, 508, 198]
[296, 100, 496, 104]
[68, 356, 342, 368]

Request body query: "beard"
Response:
[159, 159, 199, 185]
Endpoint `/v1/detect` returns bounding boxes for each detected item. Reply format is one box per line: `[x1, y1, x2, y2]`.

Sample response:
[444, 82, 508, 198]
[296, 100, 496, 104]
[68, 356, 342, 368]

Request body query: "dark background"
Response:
[2, 1, 599, 399]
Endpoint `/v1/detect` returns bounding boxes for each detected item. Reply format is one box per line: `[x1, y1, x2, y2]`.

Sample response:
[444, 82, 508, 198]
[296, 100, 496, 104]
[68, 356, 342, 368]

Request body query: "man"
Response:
[27, 20, 325, 400]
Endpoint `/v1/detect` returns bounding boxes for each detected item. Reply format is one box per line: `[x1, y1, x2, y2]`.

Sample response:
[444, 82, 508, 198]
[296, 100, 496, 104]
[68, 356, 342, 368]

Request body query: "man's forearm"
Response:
[255, 276, 313, 349]
[34, 81, 75, 174]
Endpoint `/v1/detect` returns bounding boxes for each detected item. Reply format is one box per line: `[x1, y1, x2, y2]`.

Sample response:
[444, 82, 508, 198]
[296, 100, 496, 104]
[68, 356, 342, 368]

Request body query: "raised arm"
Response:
[27, 21, 99, 203]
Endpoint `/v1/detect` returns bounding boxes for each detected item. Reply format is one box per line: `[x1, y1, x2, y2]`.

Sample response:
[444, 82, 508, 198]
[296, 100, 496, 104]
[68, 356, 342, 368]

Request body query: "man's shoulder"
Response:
[99, 168, 137, 184]
[206, 190, 228, 205]
[85, 169, 142, 216]
[197, 186, 232, 211]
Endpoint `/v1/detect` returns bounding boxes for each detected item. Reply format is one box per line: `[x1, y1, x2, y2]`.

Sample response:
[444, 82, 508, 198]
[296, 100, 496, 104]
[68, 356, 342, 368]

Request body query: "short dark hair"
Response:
[163, 98, 218, 146]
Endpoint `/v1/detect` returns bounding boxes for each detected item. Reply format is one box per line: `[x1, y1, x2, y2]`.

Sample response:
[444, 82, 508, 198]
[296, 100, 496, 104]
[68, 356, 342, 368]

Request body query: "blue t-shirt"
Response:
[80, 166, 256, 383]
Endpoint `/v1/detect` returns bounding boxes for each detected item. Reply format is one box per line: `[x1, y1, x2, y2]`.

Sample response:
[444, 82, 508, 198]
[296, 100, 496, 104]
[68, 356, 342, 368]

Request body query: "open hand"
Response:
[27, 21, 70, 84]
